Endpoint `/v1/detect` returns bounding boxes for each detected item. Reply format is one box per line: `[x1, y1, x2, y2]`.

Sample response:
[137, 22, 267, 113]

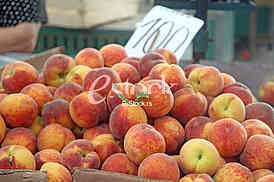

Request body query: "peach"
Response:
[148, 63, 187, 93]
[0, 93, 38, 127]
[223, 85, 253, 106]
[83, 67, 121, 96]
[40, 162, 72, 182]
[63, 127, 76, 146]
[38, 72, 46, 84]
[101, 153, 137, 175]
[154, 116, 185, 154]
[242, 119, 273, 139]
[28, 116, 43, 137]
[259, 81, 274, 106]
[112, 63, 140, 84]
[91, 134, 121, 163]
[208, 93, 246, 122]
[257, 175, 274, 182]
[35, 149, 62, 170]
[183, 64, 204, 79]
[21, 83, 53, 113]
[0, 145, 35, 170]
[75, 48, 104, 68]
[139, 52, 167, 78]
[240, 135, 274, 170]
[214, 162, 253, 182]
[1, 61, 39, 93]
[109, 103, 148, 140]
[61, 139, 100, 171]
[171, 87, 208, 124]
[172, 155, 184, 175]
[188, 66, 224, 97]
[121, 57, 141, 73]
[153, 48, 178, 64]
[252, 169, 274, 181]
[37, 123, 66, 152]
[83, 123, 111, 142]
[54, 82, 82, 103]
[124, 124, 166, 165]
[185, 116, 213, 141]
[47, 86, 57, 95]
[0, 114, 6, 143]
[179, 139, 221, 175]
[137, 80, 174, 118]
[1, 127, 36, 154]
[65, 65, 91, 86]
[42, 99, 75, 129]
[221, 72, 236, 87]
[208, 118, 247, 157]
[246, 102, 274, 132]
[0, 93, 8, 102]
[138, 76, 150, 85]
[43, 54, 76, 87]
[107, 82, 137, 112]
[100, 44, 127, 67]
[224, 81, 249, 90]
[179, 174, 214, 182]
[138, 153, 180, 182]
[69, 91, 107, 128]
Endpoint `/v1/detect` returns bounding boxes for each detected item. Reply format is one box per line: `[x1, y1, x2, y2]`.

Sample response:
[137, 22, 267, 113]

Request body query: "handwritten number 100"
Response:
[132, 18, 190, 53]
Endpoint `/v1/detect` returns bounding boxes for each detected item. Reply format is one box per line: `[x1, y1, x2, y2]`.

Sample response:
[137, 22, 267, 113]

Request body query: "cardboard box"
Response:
[0, 170, 48, 182]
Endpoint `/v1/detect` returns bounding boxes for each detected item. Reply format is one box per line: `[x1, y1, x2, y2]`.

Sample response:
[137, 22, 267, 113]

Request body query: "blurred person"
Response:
[0, 0, 48, 53]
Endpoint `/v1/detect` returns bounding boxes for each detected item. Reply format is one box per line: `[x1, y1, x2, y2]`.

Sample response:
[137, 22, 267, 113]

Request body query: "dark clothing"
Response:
[0, 0, 48, 27]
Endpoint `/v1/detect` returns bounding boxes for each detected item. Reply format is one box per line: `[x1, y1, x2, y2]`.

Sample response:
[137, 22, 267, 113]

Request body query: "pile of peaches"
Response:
[0, 43, 273, 182]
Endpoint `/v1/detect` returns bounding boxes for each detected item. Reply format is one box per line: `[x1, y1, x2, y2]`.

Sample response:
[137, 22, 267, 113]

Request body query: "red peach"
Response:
[153, 48, 178, 64]
[221, 73, 236, 87]
[54, 82, 82, 103]
[28, 116, 44, 137]
[253, 169, 274, 182]
[83, 123, 111, 142]
[100, 44, 127, 67]
[0, 114, 6, 144]
[223, 85, 253, 106]
[63, 127, 76, 147]
[242, 119, 273, 139]
[65, 65, 92, 86]
[40, 162, 72, 182]
[75, 48, 104, 68]
[257, 175, 274, 182]
[112, 63, 141, 84]
[121, 57, 141, 74]
[179, 174, 214, 182]
[183, 64, 204, 79]
[35, 149, 62, 170]
[259, 81, 274, 106]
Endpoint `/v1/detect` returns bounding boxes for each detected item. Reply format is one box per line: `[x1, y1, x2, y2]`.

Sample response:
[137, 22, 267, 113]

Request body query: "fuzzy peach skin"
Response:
[148, 63, 187, 93]
[136, 79, 174, 118]
[54, 82, 82, 103]
[240, 135, 274, 171]
[65, 65, 92, 86]
[112, 63, 141, 84]
[42, 99, 75, 129]
[100, 44, 127, 67]
[91, 134, 121, 163]
[28, 116, 43, 137]
[223, 85, 253, 106]
[0, 145, 36, 170]
[257, 175, 274, 182]
[121, 57, 141, 74]
[171, 87, 208, 124]
[183, 64, 204, 79]
[21, 83, 53, 114]
[37, 123, 66, 152]
[179, 173, 214, 182]
[0, 93, 38, 127]
[124, 124, 166, 165]
[138, 153, 180, 182]
[75, 48, 104, 68]
[208, 118, 247, 157]
[221, 73, 236, 88]
[184, 116, 213, 141]
[101, 153, 137, 175]
[208, 93, 246, 122]
[43, 54, 76, 88]
[109, 103, 148, 140]
[61, 139, 100, 171]
[172, 155, 184, 175]
[252, 169, 274, 182]
[35, 149, 62, 170]
[154, 116, 185, 155]
[107, 82, 137, 112]
[258, 81, 274, 106]
[83, 67, 121, 96]
[188, 66, 224, 97]
[242, 119, 273, 139]
[152, 48, 178, 64]
[83, 123, 111, 142]
[40, 162, 72, 182]
[1, 61, 39, 93]
[213, 162, 254, 182]
[0, 114, 6, 143]
[1, 127, 36, 154]
[69, 91, 107, 128]
[179, 139, 221, 176]
[63, 127, 76, 147]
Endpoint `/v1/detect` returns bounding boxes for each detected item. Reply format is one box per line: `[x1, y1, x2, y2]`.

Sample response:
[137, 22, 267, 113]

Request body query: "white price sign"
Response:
[125, 6, 204, 61]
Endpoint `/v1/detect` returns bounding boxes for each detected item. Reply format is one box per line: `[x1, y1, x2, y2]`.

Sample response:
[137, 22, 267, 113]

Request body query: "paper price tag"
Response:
[125, 6, 204, 61]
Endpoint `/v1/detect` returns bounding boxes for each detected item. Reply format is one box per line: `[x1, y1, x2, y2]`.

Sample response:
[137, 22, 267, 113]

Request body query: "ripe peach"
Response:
[100, 44, 127, 67]
[124, 124, 166, 165]
[35, 149, 62, 170]
[138, 153, 180, 182]
[101, 153, 137, 175]
[112, 63, 140, 84]
[221, 72, 236, 87]
[21, 83, 53, 114]
[257, 175, 274, 182]
[28, 116, 43, 137]
[242, 119, 273, 139]
[179, 174, 214, 182]
[259, 81, 274, 106]
[252, 169, 274, 181]
[0, 93, 8, 102]
[109, 103, 148, 140]
[1, 61, 39, 93]
[65, 65, 92, 86]
[83, 123, 111, 142]
[75, 48, 104, 68]
[183, 64, 204, 79]
[224, 81, 249, 90]
[154, 116, 185, 154]
[54, 82, 82, 102]
[42, 99, 75, 129]
[121, 57, 141, 73]
[0, 93, 38, 127]
[153, 48, 178, 64]
[2, 127, 36, 154]
[63, 127, 76, 146]
[0, 114, 6, 143]
[223, 86, 253, 106]
[40, 162, 72, 182]
[208, 118, 247, 157]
